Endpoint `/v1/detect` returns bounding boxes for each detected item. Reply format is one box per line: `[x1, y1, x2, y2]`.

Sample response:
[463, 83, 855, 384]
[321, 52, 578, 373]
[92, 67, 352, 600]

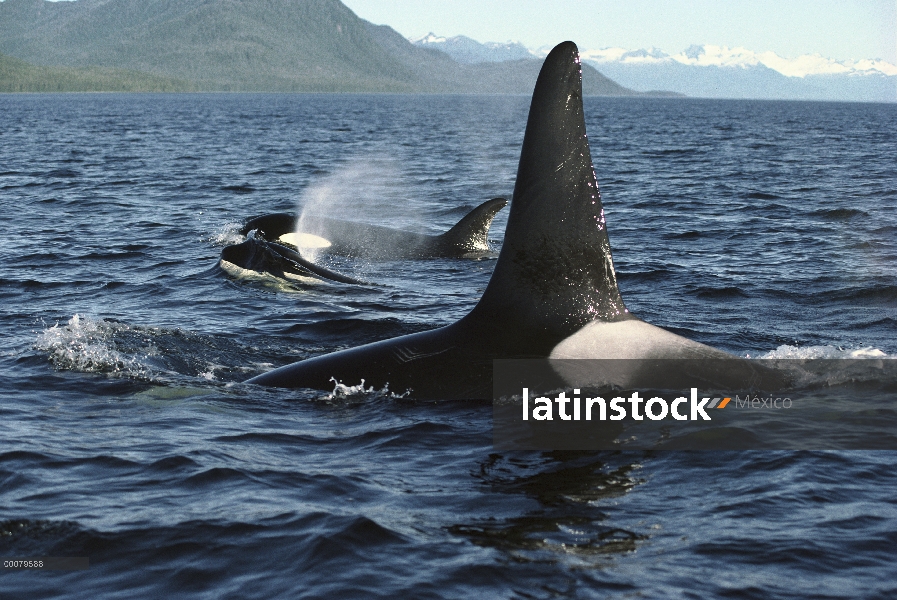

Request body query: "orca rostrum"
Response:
[246, 42, 762, 398]
[240, 197, 508, 259]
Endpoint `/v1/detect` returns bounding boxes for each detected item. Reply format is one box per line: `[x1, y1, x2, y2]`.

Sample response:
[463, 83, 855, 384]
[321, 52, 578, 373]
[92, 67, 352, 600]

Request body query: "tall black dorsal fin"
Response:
[471, 42, 630, 339]
[438, 197, 507, 253]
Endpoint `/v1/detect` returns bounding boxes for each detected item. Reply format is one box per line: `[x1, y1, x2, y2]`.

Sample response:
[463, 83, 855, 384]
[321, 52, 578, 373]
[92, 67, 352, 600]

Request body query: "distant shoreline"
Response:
[6, 91, 897, 105]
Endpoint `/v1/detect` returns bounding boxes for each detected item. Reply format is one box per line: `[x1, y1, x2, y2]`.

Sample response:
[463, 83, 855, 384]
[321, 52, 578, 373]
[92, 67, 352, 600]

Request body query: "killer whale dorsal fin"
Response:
[438, 197, 507, 253]
[470, 42, 630, 341]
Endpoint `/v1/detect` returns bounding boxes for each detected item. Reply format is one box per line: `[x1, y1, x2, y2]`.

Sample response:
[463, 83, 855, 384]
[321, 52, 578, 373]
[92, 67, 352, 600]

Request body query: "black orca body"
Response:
[240, 197, 507, 259]
[220, 232, 366, 285]
[246, 42, 762, 398]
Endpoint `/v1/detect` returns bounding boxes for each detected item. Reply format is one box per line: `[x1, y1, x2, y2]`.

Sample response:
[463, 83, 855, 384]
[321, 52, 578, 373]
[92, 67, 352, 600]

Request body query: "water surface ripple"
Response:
[1, 94, 895, 599]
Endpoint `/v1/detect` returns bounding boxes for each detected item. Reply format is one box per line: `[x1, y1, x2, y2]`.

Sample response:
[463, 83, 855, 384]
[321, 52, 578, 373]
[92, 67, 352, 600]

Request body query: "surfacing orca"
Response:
[241, 197, 507, 259]
[220, 232, 366, 285]
[246, 42, 761, 398]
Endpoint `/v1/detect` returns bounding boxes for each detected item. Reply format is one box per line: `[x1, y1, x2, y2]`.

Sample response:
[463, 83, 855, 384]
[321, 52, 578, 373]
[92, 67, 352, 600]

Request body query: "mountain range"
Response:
[578, 44, 896, 102]
[414, 35, 896, 102]
[411, 33, 533, 64]
[4, 0, 887, 101]
[0, 0, 639, 95]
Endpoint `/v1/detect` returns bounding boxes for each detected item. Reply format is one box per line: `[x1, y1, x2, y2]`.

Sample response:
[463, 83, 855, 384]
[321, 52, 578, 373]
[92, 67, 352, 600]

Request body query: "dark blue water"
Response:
[1, 93, 896, 598]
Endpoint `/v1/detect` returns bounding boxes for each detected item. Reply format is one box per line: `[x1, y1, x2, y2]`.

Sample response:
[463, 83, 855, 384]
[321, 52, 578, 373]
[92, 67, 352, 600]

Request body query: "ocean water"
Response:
[1, 93, 896, 598]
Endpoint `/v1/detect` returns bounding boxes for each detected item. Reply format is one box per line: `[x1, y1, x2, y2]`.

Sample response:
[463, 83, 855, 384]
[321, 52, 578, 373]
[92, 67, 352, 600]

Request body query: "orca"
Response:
[220, 231, 366, 285]
[240, 197, 507, 259]
[246, 42, 770, 398]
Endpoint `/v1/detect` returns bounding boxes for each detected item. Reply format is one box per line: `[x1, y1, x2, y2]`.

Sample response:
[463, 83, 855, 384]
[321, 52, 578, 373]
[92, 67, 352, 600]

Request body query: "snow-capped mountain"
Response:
[576, 44, 897, 79]
[418, 34, 896, 101]
[411, 33, 535, 64]
[562, 44, 897, 102]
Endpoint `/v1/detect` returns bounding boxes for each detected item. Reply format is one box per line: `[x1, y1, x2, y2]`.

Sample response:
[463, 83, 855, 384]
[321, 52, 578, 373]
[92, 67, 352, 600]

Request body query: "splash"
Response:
[33, 315, 247, 383]
[207, 222, 245, 247]
[751, 344, 897, 390]
[325, 377, 410, 400]
[34, 314, 155, 378]
[327, 377, 377, 398]
[757, 345, 891, 359]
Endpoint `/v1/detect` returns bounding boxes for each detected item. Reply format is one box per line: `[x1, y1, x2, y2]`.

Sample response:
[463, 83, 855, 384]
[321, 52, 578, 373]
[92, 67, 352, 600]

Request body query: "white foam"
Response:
[35, 315, 249, 386]
[756, 345, 891, 360]
[34, 314, 152, 378]
[208, 222, 245, 247]
[198, 363, 229, 381]
[326, 377, 377, 398]
[325, 377, 410, 400]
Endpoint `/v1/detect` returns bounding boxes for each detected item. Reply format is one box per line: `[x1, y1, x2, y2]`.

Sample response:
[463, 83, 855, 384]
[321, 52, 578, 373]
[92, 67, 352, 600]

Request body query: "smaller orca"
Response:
[241, 197, 507, 259]
[219, 231, 366, 285]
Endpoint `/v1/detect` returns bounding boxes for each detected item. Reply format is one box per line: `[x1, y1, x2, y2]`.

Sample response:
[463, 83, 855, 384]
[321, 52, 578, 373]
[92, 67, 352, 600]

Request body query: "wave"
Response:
[757, 344, 890, 359]
[664, 230, 701, 239]
[44, 168, 80, 178]
[695, 286, 749, 299]
[221, 184, 255, 194]
[641, 147, 702, 156]
[34, 314, 156, 380]
[0, 513, 409, 596]
[823, 284, 897, 304]
[433, 204, 477, 217]
[325, 377, 411, 401]
[32, 315, 268, 384]
[616, 268, 676, 283]
[207, 222, 245, 247]
[813, 208, 868, 220]
[282, 318, 429, 346]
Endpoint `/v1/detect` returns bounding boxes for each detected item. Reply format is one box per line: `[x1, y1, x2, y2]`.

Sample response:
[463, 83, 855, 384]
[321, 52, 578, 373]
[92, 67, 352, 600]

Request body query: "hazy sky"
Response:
[342, 0, 897, 63]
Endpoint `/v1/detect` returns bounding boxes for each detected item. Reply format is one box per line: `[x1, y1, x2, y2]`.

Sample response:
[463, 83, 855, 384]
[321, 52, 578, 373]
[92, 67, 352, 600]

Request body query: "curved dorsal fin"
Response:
[470, 42, 630, 341]
[438, 197, 507, 253]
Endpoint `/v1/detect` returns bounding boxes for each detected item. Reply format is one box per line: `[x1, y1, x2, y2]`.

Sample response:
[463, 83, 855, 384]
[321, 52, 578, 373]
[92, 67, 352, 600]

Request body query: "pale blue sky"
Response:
[342, 0, 897, 62]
